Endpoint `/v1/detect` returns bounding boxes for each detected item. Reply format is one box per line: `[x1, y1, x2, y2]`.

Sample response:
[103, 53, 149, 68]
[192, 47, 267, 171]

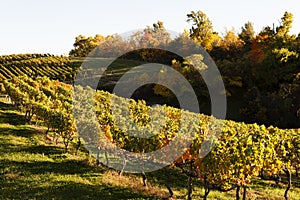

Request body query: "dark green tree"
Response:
[239, 22, 255, 44]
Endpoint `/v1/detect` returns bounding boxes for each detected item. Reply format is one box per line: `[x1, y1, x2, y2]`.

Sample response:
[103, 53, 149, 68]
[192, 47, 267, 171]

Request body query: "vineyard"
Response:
[2, 74, 300, 200]
[0, 54, 79, 84]
[1, 0, 300, 198]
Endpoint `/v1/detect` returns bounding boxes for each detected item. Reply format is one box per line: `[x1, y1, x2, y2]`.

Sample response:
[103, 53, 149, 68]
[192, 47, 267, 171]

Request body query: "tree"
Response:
[220, 29, 244, 55]
[259, 26, 275, 38]
[276, 12, 293, 39]
[210, 30, 245, 86]
[168, 29, 200, 56]
[69, 34, 105, 57]
[187, 11, 221, 51]
[130, 21, 172, 48]
[239, 22, 255, 44]
[93, 34, 130, 58]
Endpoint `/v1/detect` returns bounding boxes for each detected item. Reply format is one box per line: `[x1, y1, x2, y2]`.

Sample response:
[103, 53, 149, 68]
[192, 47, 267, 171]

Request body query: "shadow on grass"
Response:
[0, 101, 17, 111]
[0, 106, 26, 126]
[1, 159, 104, 175]
[251, 174, 300, 189]
[20, 145, 64, 156]
[293, 176, 300, 188]
[0, 126, 37, 138]
[1, 180, 157, 200]
[146, 166, 198, 191]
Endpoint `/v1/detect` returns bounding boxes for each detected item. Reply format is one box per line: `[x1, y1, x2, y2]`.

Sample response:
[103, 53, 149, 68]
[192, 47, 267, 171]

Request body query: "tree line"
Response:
[69, 11, 300, 128]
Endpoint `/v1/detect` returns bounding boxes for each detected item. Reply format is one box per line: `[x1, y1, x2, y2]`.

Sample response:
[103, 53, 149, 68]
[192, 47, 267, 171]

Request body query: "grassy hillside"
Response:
[1, 96, 300, 199]
[0, 98, 164, 199]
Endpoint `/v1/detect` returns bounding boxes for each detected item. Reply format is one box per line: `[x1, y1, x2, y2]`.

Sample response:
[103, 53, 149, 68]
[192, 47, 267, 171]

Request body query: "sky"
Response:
[1, 0, 300, 55]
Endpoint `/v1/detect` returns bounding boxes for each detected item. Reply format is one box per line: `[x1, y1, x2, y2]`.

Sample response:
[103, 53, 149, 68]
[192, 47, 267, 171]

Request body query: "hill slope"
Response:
[1, 97, 300, 199]
[0, 99, 166, 200]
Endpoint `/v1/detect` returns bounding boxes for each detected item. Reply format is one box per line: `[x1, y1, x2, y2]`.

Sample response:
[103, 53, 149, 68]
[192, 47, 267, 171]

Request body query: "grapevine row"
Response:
[0, 54, 80, 83]
[75, 85, 300, 200]
[3, 76, 76, 150]
[3, 77, 300, 199]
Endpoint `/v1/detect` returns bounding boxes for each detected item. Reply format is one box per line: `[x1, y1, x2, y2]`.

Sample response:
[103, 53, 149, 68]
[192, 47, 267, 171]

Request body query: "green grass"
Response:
[0, 97, 299, 199]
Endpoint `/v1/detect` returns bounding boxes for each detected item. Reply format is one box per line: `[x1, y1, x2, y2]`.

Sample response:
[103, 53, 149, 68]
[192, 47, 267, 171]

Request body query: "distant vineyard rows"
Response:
[0, 54, 80, 83]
